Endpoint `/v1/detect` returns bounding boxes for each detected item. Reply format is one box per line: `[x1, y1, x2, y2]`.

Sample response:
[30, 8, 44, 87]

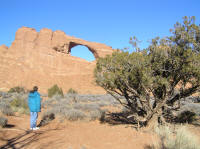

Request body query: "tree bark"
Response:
[144, 113, 159, 130]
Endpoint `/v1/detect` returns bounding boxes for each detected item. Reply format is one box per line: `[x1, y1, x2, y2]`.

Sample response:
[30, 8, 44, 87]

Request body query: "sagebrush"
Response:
[150, 125, 200, 149]
[0, 117, 8, 127]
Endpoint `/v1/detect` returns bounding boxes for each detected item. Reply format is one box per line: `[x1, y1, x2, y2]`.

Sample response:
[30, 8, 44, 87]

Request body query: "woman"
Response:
[28, 86, 41, 130]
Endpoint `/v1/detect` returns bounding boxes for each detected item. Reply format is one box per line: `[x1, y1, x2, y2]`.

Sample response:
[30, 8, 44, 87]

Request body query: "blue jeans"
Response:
[30, 112, 38, 128]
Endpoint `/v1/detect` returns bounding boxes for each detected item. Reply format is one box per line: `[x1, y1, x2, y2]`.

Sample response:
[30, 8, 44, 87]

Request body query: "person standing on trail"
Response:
[28, 86, 41, 130]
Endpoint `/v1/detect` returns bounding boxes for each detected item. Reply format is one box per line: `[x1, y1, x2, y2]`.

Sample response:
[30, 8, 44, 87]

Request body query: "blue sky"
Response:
[0, 0, 200, 61]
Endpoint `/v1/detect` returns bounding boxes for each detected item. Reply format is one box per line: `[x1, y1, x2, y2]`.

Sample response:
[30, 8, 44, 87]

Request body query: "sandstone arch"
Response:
[0, 27, 114, 93]
[68, 42, 98, 59]
[10, 27, 114, 59]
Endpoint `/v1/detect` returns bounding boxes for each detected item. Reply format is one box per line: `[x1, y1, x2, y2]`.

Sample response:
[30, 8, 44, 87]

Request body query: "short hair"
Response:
[33, 86, 38, 91]
[30, 86, 38, 93]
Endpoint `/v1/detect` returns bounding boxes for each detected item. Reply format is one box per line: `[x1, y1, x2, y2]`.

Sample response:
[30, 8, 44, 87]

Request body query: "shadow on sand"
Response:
[100, 111, 137, 126]
[4, 124, 15, 128]
[0, 127, 60, 149]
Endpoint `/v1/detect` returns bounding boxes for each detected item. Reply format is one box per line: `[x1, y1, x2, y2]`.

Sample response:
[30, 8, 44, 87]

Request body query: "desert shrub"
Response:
[0, 92, 29, 115]
[52, 104, 72, 116]
[72, 103, 85, 110]
[10, 97, 29, 114]
[0, 117, 8, 127]
[17, 107, 29, 115]
[8, 86, 26, 93]
[39, 111, 55, 126]
[98, 101, 109, 107]
[181, 103, 200, 115]
[175, 111, 198, 123]
[73, 103, 100, 112]
[41, 99, 53, 108]
[67, 88, 78, 94]
[51, 94, 64, 101]
[171, 103, 200, 123]
[151, 125, 200, 149]
[64, 109, 86, 121]
[183, 96, 200, 103]
[10, 97, 28, 109]
[0, 102, 14, 116]
[42, 96, 61, 108]
[42, 111, 55, 119]
[41, 94, 116, 122]
[48, 84, 64, 98]
[89, 110, 105, 121]
[0, 91, 11, 98]
[64, 94, 117, 103]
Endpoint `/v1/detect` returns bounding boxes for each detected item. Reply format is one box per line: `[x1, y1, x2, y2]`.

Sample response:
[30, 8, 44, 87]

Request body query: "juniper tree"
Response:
[94, 16, 200, 127]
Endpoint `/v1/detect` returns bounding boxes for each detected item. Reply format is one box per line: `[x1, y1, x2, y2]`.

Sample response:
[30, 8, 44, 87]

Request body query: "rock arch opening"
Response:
[69, 42, 97, 61]
[69, 45, 95, 62]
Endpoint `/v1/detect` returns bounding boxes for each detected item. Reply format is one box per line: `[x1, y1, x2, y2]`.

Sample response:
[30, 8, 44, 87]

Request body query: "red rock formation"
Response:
[0, 27, 114, 94]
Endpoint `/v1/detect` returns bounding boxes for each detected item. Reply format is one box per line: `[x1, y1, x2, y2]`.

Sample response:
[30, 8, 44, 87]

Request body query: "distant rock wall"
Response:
[0, 27, 114, 94]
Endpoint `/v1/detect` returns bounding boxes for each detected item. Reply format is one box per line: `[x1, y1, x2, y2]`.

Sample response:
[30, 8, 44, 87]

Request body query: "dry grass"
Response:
[63, 109, 86, 121]
[0, 116, 7, 127]
[150, 124, 200, 149]
[0, 102, 14, 116]
[40, 94, 118, 122]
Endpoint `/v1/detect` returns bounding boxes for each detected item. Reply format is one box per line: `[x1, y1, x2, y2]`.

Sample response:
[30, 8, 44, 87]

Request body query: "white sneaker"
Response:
[32, 127, 40, 130]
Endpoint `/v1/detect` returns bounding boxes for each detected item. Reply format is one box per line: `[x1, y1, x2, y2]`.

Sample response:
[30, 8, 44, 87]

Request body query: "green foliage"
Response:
[10, 97, 29, 114]
[8, 86, 26, 93]
[94, 16, 200, 127]
[67, 88, 78, 94]
[48, 84, 64, 98]
[10, 98, 28, 109]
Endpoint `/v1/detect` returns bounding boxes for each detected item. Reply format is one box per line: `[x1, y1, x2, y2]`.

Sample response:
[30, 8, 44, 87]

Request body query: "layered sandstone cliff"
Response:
[0, 27, 114, 94]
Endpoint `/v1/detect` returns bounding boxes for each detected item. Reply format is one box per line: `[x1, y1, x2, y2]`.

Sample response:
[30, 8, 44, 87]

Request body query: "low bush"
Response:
[41, 94, 120, 122]
[73, 103, 100, 112]
[175, 111, 198, 123]
[0, 117, 8, 127]
[64, 109, 86, 121]
[51, 104, 72, 116]
[0, 102, 14, 116]
[0, 91, 11, 98]
[39, 111, 55, 126]
[183, 96, 200, 103]
[8, 86, 26, 93]
[17, 107, 29, 115]
[181, 103, 200, 115]
[150, 125, 200, 149]
[67, 88, 78, 94]
[48, 84, 64, 98]
[89, 110, 105, 121]
[10, 97, 29, 114]
[10, 97, 28, 109]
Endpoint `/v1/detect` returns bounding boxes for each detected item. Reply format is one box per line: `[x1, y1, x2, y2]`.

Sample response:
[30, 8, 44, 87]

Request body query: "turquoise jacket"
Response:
[28, 91, 41, 112]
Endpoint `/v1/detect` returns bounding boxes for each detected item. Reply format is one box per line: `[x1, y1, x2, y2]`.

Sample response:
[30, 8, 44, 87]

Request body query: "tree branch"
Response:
[167, 85, 200, 105]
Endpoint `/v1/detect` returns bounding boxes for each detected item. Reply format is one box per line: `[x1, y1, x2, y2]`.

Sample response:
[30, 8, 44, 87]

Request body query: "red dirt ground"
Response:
[0, 114, 157, 149]
[1, 114, 200, 149]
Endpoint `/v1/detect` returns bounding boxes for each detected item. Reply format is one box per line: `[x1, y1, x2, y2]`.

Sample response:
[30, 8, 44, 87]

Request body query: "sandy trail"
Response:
[0, 115, 155, 149]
